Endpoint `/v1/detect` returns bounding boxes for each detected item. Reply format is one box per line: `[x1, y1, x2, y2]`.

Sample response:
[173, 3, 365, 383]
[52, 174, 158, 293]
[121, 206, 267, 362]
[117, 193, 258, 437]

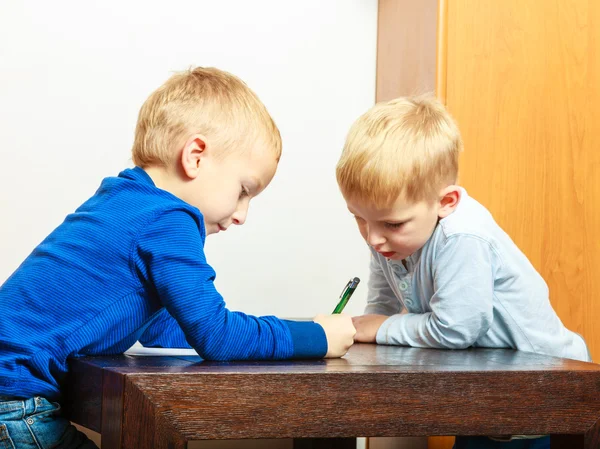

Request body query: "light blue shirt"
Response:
[368, 189, 591, 362]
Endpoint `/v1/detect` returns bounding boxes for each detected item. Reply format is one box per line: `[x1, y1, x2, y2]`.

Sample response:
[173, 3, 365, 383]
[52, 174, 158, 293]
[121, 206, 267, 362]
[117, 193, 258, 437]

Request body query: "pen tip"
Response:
[353, 277, 360, 282]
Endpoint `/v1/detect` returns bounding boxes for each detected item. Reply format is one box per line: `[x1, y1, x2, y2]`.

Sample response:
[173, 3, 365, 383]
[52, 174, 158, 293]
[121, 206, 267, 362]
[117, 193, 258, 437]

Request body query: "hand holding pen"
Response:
[311, 277, 361, 358]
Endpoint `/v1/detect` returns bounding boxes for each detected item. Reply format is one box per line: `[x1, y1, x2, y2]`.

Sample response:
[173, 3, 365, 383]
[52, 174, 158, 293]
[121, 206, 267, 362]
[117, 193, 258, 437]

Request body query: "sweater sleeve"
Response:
[138, 308, 191, 348]
[134, 210, 327, 360]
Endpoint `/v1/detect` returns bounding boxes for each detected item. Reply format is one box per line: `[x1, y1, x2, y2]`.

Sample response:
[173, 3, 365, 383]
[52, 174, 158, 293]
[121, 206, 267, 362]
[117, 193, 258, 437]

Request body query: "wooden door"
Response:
[439, 0, 600, 361]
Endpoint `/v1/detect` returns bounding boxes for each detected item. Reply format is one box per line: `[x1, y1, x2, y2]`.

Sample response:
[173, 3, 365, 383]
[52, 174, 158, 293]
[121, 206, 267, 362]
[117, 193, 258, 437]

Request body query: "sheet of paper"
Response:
[124, 341, 199, 356]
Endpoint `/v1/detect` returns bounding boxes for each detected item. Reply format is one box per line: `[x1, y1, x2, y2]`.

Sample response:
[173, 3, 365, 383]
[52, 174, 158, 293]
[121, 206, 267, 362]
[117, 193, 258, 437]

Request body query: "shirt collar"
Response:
[118, 166, 156, 186]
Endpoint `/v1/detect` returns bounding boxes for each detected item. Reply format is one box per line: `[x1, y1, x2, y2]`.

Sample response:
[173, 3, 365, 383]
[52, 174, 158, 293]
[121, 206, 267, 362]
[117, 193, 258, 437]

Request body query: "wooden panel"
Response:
[441, 0, 600, 363]
[376, 0, 438, 102]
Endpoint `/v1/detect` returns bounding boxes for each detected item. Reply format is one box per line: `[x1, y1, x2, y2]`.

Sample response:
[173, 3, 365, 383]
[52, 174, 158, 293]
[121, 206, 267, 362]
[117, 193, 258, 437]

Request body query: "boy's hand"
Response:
[313, 314, 356, 358]
[352, 314, 389, 343]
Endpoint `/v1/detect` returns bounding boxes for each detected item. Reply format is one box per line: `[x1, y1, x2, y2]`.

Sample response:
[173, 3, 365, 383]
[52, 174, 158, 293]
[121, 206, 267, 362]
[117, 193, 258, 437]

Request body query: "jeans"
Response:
[454, 436, 551, 449]
[0, 396, 97, 449]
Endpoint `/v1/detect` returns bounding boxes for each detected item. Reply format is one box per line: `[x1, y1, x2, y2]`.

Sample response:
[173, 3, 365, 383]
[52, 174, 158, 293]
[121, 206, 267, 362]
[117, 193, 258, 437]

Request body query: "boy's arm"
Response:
[134, 210, 328, 360]
[364, 250, 403, 315]
[138, 308, 191, 349]
[376, 235, 495, 349]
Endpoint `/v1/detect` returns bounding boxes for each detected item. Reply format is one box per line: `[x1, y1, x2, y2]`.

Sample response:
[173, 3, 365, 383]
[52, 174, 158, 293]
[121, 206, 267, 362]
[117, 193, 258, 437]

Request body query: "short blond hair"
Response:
[132, 67, 282, 167]
[336, 95, 463, 206]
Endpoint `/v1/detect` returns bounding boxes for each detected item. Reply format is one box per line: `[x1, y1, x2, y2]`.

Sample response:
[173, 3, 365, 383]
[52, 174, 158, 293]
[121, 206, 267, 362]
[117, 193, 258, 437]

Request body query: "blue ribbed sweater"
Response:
[0, 167, 327, 401]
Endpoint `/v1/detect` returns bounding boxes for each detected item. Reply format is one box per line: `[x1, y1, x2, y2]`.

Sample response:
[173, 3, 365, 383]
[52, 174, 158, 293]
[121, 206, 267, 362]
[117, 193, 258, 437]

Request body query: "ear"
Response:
[437, 185, 461, 219]
[179, 134, 209, 180]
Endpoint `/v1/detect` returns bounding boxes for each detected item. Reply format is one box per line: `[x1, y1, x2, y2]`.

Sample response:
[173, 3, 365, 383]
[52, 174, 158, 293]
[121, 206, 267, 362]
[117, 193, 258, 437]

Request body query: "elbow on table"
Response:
[434, 314, 492, 350]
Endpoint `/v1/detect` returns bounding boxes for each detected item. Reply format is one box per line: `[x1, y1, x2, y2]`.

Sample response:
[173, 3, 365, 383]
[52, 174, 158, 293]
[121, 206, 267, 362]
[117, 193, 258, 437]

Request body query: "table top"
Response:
[70, 343, 600, 373]
[64, 344, 600, 441]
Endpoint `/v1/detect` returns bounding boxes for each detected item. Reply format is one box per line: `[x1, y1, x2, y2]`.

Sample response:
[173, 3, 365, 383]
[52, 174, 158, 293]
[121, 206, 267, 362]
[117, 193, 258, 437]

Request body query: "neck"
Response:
[142, 165, 184, 198]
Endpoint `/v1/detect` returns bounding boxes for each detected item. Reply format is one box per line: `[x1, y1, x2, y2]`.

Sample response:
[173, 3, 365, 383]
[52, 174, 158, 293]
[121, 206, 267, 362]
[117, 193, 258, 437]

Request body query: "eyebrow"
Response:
[347, 207, 412, 223]
[381, 215, 412, 222]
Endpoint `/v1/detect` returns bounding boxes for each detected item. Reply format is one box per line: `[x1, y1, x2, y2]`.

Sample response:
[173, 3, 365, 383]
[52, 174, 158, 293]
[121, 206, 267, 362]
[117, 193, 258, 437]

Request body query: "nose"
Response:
[231, 201, 249, 226]
[366, 225, 386, 247]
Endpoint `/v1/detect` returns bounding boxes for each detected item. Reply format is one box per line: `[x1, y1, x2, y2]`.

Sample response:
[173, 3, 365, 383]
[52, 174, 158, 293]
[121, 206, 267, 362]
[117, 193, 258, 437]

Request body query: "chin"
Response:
[389, 249, 417, 260]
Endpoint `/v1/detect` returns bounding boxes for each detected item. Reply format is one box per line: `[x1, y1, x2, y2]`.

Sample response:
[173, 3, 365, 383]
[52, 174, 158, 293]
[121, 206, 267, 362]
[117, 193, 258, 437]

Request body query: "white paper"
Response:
[124, 341, 199, 356]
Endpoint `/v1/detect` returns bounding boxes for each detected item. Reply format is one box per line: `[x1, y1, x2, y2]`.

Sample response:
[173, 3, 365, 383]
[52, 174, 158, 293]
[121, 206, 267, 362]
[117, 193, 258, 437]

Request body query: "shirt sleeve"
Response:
[376, 235, 495, 349]
[134, 209, 327, 360]
[138, 308, 191, 348]
[364, 250, 403, 315]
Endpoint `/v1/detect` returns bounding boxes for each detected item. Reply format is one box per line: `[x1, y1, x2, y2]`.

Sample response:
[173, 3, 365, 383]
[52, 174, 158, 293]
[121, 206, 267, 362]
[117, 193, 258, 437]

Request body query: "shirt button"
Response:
[405, 299, 413, 306]
[27, 418, 34, 425]
[399, 281, 408, 291]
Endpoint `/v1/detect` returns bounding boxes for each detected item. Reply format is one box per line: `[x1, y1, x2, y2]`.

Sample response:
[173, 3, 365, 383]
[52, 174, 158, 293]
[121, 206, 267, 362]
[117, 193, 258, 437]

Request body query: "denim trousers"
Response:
[454, 436, 551, 449]
[0, 396, 97, 449]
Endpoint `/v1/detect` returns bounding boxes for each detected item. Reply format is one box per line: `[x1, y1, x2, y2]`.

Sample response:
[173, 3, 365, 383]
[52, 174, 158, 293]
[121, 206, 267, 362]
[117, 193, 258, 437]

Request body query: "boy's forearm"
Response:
[283, 320, 328, 359]
[184, 313, 326, 361]
[376, 311, 491, 349]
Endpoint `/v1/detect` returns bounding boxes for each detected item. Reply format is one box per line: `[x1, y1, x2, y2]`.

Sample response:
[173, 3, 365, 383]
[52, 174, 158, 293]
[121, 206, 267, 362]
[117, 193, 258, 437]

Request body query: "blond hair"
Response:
[132, 67, 282, 167]
[336, 95, 463, 206]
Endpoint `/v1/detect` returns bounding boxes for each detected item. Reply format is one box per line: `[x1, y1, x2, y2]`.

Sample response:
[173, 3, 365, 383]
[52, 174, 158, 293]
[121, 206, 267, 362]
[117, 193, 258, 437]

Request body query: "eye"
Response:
[239, 186, 249, 199]
[384, 222, 404, 229]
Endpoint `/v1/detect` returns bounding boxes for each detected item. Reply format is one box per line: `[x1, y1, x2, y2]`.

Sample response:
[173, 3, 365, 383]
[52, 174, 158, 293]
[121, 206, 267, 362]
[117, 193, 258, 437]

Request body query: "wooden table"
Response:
[63, 344, 600, 449]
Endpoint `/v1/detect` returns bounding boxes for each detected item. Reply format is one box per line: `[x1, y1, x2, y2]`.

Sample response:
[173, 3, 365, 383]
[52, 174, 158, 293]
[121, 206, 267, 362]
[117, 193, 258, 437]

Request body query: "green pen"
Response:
[332, 277, 360, 314]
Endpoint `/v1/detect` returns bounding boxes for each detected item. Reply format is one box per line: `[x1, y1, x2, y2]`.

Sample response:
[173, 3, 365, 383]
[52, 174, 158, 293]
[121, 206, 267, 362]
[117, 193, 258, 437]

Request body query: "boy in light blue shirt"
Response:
[335, 95, 590, 449]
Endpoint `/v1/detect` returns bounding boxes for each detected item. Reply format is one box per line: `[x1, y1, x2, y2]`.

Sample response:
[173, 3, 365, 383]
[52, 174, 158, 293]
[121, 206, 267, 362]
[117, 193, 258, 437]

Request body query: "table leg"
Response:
[586, 420, 600, 449]
[552, 420, 600, 449]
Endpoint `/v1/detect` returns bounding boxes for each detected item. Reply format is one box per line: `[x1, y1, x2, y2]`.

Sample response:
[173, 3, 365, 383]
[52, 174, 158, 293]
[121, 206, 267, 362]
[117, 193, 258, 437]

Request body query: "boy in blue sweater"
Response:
[335, 96, 590, 449]
[0, 67, 355, 448]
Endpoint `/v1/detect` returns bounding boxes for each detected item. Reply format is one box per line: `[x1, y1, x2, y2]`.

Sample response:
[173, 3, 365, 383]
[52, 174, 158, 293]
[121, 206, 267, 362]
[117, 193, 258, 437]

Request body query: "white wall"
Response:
[0, 1, 377, 318]
[0, 3, 422, 448]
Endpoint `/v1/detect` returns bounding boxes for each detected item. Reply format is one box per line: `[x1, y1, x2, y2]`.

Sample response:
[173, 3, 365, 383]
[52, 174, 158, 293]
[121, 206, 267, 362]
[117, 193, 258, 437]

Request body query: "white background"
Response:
[0, 1, 377, 319]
